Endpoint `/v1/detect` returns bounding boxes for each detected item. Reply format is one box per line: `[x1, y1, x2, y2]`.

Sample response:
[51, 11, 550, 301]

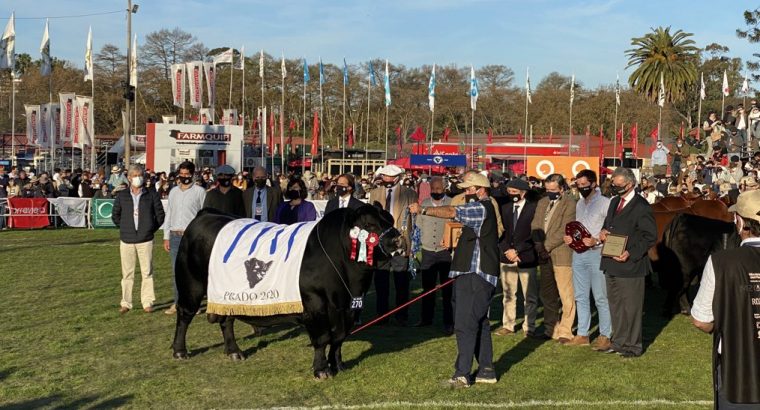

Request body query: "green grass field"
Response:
[0, 229, 714, 409]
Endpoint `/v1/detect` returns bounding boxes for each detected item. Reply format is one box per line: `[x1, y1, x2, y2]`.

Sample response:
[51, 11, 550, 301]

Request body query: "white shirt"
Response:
[338, 194, 351, 208]
[512, 198, 526, 222]
[616, 188, 637, 211]
[163, 184, 206, 240]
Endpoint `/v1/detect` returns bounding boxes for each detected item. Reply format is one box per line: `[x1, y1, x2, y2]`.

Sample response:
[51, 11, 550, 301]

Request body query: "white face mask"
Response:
[131, 176, 143, 188]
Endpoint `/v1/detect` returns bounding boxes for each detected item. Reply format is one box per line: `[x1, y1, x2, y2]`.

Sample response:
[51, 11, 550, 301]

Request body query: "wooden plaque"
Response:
[442, 221, 464, 249]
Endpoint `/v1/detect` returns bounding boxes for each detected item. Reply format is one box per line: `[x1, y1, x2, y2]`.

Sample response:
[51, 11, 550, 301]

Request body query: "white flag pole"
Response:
[523, 68, 529, 165]
[302, 59, 307, 175]
[569, 74, 574, 157]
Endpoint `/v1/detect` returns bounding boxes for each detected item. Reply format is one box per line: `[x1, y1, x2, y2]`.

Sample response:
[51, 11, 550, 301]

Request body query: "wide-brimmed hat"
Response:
[457, 172, 490, 189]
[729, 190, 760, 222]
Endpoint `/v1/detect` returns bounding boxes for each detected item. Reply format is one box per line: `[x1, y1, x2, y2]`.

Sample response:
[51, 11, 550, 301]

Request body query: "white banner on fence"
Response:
[47, 197, 88, 227]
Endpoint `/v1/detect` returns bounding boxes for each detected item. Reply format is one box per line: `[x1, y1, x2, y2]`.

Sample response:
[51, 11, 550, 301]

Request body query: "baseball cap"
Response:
[729, 190, 760, 222]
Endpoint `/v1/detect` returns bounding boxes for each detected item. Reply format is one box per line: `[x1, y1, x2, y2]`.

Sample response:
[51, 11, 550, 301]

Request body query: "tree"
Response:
[626, 27, 699, 104]
[141, 27, 205, 80]
[736, 8, 760, 83]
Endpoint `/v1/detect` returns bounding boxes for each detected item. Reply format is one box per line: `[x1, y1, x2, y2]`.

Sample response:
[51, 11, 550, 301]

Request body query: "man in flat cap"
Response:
[203, 164, 245, 217]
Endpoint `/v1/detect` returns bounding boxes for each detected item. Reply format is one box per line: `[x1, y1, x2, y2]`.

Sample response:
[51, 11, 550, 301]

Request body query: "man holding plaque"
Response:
[598, 167, 657, 357]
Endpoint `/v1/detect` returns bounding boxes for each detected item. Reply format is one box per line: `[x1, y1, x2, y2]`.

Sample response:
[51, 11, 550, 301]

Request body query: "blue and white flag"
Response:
[343, 58, 349, 85]
[303, 58, 309, 83]
[40, 19, 51, 76]
[470, 65, 479, 111]
[384, 60, 391, 107]
[428, 64, 436, 112]
[369, 61, 377, 86]
[319, 57, 325, 85]
[526, 67, 532, 104]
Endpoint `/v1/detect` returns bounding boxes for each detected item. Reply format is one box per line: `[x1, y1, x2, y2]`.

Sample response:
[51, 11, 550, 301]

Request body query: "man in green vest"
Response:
[691, 189, 760, 408]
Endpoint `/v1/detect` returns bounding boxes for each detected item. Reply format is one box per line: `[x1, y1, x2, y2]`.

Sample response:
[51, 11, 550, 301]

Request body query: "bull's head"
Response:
[354, 204, 404, 264]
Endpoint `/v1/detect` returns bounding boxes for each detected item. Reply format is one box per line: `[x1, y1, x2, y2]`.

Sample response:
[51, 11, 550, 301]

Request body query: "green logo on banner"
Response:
[92, 199, 116, 228]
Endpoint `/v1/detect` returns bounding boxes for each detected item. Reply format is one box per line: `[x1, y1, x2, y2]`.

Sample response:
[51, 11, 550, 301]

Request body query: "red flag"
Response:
[410, 126, 425, 142]
[631, 122, 638, 158]
[251, 116, 259, 144]
[585, 125, 591, 138]
[347, 126, 354, 148]
[649, 126, 659, 140]
[487, 128, 493, 144]
[442, 127, 450, 142]
[310, 111, 319, 158]
[598, 126, 604, 167]
[617, 124, 624, 158]
[289, 119, 296, 130]
[396, 124, 403, 152]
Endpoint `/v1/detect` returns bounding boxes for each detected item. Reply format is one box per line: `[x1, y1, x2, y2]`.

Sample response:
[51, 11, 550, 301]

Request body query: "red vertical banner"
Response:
[311, 111, 319, 158]
[631, 123, 638, 158]
[347, 126, 355, 148]
[598, 126, 604, 168]
[487, 128, 493, 144]
[395, 124, 403, 153]
[442, 127, 450, 142]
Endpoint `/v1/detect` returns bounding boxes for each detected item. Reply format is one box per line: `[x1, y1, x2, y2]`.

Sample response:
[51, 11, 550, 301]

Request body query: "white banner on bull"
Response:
[48, 197, 88, 227]
[24, 104, 40, 146]
[58, 92, 75, 145]
[186, 61, 203, 109]
[171, 63, 185, 109]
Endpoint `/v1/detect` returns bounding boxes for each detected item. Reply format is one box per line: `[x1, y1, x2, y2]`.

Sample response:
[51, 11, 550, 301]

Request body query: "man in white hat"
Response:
[691, 190, 760, 407]
[368, 164, 418, 325]
[107, 165, 128, 190]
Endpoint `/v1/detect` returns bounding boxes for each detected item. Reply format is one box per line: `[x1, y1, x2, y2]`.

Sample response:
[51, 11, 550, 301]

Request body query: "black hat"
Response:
[506, 179, 530, 191]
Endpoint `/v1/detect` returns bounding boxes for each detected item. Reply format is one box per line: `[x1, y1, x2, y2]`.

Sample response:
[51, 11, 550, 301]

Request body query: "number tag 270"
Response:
[350, 297, 363, 310]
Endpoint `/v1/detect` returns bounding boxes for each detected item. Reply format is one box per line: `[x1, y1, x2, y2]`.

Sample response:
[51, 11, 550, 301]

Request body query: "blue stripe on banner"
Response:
[270, 228, 285, 255]
[223, 221, 259, 263]
[249, 226, 275, 256]
[285, 223, 307, 261]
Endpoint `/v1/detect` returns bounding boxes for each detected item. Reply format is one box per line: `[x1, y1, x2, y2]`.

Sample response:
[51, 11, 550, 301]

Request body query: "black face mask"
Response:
[507, 193, 521, 203]
[547, 191, 561, 201]
[254, 178, 267, 188]
[178, 176, 193, 185]
[286, 190, 303, 200]
[335, 186, 350, 197]
[465, 194, 479, 203]
[578, 186, 594, 198]
[430, 192, 445, 200]
[217, 178, 231, 187]
[610, 184, 628, 196]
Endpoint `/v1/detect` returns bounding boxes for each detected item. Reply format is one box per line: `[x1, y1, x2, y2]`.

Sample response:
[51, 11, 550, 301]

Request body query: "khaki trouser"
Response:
[120, 240, 155, 309]
[551, 265, 576, 340]
[500, 263, 538, 333]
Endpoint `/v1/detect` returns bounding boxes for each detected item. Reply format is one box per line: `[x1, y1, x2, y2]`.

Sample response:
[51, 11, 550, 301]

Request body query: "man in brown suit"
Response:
[531, 173, 577, 342]
[369, 164, 418, 325]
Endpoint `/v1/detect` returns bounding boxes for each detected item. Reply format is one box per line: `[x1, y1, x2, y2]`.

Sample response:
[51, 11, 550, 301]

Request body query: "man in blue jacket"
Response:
[112, 164, 165, 314]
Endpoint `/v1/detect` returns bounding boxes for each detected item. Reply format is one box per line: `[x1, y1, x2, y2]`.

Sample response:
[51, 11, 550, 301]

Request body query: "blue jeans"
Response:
[571, 248, 611, 337]
[169, 233, 182, 304]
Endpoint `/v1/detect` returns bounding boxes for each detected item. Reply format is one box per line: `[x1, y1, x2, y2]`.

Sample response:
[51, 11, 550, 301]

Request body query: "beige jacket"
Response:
[531, 194, 576, 267]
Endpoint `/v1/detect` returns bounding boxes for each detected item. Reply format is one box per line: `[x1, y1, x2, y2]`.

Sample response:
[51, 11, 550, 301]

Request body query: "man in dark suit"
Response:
[599, 167, 657, 357]
[243, 166, 281, 222]
[495, 178, 539, 336]
[324, 173, 364, 215]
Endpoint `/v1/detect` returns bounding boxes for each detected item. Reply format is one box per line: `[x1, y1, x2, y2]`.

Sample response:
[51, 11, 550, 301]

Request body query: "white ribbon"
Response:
[357, 229, 369, 263]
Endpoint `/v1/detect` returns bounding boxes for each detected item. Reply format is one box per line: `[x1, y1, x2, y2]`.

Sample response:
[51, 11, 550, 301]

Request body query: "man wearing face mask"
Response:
[244, 166, 281, 222]
[368, 164, 418, 326]
[409, 171, 500, 387]
[651, 140, 670, 177]
[598, 167, 657, 357]
[691, 190, 760, 408]
[530, 174, 577, 343]
[495, 178, 539, 337]
[203, 165, 245, 218]
[563, 170, 612, 350]
[163, 161, 207, 315]
[324, 173, 363, 214]
[112, 165, 166, 314]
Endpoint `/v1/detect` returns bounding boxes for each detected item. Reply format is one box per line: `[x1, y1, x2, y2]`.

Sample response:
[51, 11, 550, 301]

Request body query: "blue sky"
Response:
[4, 0, 758, 88]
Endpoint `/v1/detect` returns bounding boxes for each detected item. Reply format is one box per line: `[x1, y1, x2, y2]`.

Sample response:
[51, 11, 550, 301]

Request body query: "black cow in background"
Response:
[654, 213, 741, 315]
[171, 206, 403, 379]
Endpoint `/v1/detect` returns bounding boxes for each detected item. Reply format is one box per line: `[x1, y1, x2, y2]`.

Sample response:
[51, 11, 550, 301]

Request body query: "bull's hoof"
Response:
[331, 361, 347, 373]
[228, 352, 246, 361]
[314, 369, 333, 380]
[173, 351, 190, 360]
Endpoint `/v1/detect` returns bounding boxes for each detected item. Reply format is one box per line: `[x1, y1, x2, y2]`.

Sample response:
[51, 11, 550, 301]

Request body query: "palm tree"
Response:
[626, 27, 699, 104]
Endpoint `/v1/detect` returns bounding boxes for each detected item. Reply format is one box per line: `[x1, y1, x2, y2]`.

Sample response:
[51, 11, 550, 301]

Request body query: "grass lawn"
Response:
[0, 228, 714, 409]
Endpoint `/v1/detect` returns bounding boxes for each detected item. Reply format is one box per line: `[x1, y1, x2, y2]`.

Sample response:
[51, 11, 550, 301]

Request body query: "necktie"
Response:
[513, 205, 519, 230]
[385, 188, 393, 212]
[255, 190, 262, 221]
[340, 199, 346, 209]
[615, 197, 626, 214]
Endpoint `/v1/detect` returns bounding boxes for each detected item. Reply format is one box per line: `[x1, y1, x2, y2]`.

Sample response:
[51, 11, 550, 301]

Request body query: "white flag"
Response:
[259, 49, 265, 78]
[741, 75, 749, 95]
[25, 105, 41, 146]
[199, 107, 215, 125]
[384, 59, 391, 107]
[39, 103, 50, 147]
[186, 61, 203, 109]
[49, 103, 60, 148]
[0, 12, 15, 70]
[161, 115, 177, 124]
[615, 73, 621, 106]
[40, 19, 51, 76]
[222, 108, 238, 126]
[570, 74, 575, 106]
[526, 67, 532, 104]
[281, 52, 287, 79]
[59, 93, 76, 144]
[428, 64, 436, 112]
[658, 72, 665, 107]
[722, 70, 730, 97]
[469, 66, 479, 111]
[234, 45, 245, 70]
[76, 95, 94, 146]
[213, 48, 233, 65]
[129, 34, 137, 87]
[84, 27, 93, 82]
[71, 97, 82, 148]
[700, 72, 706, 101]
[171, 63, 185, 108]
[203, 62, 216, 107]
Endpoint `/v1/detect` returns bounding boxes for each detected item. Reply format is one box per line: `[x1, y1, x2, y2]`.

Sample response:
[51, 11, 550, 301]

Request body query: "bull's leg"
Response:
[172, 308, 196, 359]
[326, 307, 352, 373]
[328, 341, 346, 373]
[219, 316, 245, 361]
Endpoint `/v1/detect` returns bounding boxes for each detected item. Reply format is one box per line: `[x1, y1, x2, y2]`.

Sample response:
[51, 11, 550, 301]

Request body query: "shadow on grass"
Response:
[0, 238, 115, 254]
[0, 393, 133, 410]
[0, 367, 16, 382]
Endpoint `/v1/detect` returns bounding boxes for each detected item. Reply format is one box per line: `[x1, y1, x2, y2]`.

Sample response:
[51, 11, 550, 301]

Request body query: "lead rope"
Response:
[400, 208, 422, 277]
[316, 224, 357, 301]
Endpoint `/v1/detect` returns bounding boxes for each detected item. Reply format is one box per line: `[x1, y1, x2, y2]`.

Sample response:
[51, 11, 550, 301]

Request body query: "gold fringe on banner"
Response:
[206, 302, 304, 317]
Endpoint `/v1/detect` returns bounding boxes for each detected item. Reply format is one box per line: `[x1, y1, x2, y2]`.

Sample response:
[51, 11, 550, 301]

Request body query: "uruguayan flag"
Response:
[470, 65, 479, 111]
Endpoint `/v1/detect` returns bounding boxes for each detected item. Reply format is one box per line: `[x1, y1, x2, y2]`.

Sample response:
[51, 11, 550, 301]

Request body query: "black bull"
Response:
[171, 205, 402, 379]
[654, 213, 740, 315]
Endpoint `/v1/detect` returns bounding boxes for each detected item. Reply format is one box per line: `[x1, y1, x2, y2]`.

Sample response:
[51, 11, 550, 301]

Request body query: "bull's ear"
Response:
[372, 201, 384, 211]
